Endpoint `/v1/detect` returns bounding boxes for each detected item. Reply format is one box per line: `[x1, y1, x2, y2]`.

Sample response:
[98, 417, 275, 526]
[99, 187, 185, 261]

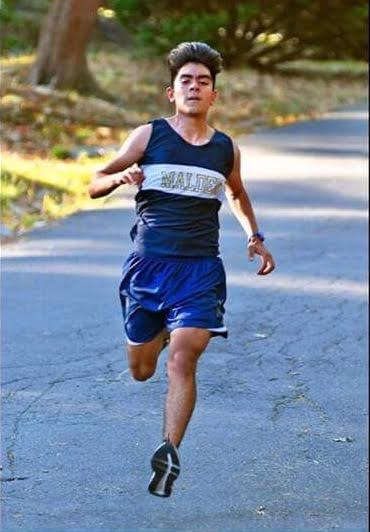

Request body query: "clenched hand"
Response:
[118, 163, 145, 186]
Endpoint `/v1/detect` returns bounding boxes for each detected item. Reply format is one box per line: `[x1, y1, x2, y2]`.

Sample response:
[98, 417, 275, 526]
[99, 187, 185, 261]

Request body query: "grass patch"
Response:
[1, 154, 110, 232]
[276, 59, 368, 78]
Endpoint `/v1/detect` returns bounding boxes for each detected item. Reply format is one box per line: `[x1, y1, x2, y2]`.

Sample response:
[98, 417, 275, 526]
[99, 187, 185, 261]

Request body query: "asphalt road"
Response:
[1, 102, 368, 532]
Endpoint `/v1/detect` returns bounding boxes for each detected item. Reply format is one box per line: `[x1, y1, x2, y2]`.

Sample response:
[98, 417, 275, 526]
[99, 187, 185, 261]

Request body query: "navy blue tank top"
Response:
[131, 118, 234, 257]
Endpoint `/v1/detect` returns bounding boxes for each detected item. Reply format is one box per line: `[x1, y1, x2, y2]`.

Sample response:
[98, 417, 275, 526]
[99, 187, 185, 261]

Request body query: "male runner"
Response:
[88, 42, 275, 498]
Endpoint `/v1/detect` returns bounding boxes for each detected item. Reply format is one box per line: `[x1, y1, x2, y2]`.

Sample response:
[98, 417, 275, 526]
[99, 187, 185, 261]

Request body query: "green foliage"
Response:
[109, 0, 368, 68]
[50, 145, 72, 160]
[0, 170, 22, 211]
[0, 0, 13, 22]
[0, 0, 48, 53]
[136, 11, 229, 53]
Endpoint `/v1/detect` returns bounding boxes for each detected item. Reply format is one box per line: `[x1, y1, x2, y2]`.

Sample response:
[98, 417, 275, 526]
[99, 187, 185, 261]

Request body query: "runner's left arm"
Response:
[225, 141, 275, 275]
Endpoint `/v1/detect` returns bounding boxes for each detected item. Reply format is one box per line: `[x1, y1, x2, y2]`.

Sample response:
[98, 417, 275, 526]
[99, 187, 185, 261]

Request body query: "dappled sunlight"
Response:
[323, 110, 368, 120]
[0, 54, 35, 67]
[240, 146, 368, 182]
[239, 105, 368, 190]
[1, 152, 109, 192]
[1, 261, 118, 278]
[84, 195, 135, 211]
[2, 260, 367, 300]
[257, 206, 367, 219]
[100, 191, 136, 210]
[221, 205, 367, 220]
[1, 238, 126, 258]
[227, 270, 367, 299]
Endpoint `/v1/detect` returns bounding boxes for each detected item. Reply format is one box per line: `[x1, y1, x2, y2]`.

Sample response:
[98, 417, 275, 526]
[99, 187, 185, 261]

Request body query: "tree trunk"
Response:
[29, 0, 102, 94]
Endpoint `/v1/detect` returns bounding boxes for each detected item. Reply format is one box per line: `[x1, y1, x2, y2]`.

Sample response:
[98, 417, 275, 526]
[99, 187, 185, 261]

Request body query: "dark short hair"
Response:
[167, 42, 223, 88]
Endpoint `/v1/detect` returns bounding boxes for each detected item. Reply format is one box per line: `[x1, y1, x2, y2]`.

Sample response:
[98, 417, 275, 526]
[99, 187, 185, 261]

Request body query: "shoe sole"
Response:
[148, 453, 180, 497]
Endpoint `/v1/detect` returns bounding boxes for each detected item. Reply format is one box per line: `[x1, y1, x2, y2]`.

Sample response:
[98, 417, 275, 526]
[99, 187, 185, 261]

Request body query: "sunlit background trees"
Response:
[111, 0, 368, 68]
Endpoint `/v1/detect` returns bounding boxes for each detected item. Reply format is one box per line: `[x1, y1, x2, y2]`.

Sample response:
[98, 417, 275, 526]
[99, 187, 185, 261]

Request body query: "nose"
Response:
[189, 79, 200, 91]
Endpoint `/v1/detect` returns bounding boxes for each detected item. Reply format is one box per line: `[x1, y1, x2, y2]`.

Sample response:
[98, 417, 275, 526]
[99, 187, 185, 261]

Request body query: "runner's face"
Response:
[167, 63, 217, 116]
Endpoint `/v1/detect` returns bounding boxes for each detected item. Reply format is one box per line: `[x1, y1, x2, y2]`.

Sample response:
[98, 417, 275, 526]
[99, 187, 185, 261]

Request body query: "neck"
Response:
[167, 112, 213, 144]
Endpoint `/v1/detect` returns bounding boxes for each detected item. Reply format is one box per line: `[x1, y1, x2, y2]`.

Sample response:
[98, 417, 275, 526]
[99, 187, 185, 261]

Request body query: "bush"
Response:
[109, 0, 368, 68]
[0, 0, 48, 54]
[50, 145, 72, 160]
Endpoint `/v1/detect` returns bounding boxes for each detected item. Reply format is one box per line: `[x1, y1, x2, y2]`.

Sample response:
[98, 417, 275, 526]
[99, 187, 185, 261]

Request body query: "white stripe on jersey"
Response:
[140, 163, 226, 201]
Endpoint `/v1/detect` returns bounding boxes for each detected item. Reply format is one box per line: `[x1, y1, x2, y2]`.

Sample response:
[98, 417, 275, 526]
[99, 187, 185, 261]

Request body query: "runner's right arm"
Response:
[88, 124, 152, 199]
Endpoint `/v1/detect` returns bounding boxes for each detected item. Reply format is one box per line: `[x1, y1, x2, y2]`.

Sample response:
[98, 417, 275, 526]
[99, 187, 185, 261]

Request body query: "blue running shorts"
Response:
[119, 253, 227, 344]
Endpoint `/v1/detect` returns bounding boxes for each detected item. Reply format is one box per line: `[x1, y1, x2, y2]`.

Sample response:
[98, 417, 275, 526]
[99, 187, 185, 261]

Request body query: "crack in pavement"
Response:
[271, 380, 329, 424]
[270, 350, 329, 424]
[1, 476, 29, 482]
[2, 383, 34, 402]
[5, 376, 67, 474]
[2, 343, 122, 370]
[2, 372, 106, 403]
[1, 377, 32, 387]
[3, 361, 129, 474]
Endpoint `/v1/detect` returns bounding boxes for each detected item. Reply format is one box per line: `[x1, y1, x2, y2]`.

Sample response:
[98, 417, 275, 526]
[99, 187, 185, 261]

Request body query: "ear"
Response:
[210, 89, 218, 106]
[166, 86, 175, 103]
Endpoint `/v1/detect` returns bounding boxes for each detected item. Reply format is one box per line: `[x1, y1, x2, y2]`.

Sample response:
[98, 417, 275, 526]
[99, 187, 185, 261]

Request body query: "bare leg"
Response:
[164, 327, 211, 447]
[127, 328, 168, 381]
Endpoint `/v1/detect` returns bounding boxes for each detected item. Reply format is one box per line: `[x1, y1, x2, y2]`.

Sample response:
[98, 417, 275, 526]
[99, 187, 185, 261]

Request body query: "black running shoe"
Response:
[148, 439, 180, 497]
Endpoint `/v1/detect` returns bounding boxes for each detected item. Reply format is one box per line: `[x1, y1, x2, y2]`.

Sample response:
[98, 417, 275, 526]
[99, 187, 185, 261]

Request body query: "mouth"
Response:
[187, 97, 201, 101]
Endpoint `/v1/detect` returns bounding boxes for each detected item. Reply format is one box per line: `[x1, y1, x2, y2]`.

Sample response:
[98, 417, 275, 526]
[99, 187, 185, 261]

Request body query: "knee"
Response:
[167, 350, 197, 380]
[130, 364, 155, 382]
